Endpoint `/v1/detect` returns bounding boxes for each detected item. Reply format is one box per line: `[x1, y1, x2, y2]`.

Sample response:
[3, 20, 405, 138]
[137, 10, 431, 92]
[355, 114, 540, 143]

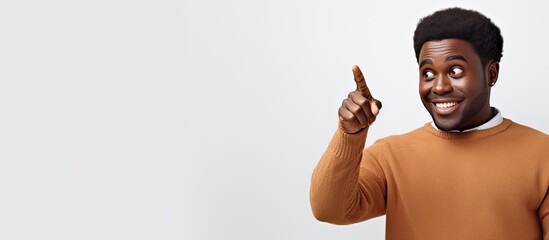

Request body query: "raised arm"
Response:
[310, 65, 386, 225]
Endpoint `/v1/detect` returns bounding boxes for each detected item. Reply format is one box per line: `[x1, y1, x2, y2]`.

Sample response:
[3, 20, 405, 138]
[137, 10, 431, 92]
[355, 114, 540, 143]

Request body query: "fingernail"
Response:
[375, 100, 382, 110]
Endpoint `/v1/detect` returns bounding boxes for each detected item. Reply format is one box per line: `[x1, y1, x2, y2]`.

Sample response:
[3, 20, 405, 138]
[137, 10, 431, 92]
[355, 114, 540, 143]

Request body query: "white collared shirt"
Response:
[431, 107, 503, 132]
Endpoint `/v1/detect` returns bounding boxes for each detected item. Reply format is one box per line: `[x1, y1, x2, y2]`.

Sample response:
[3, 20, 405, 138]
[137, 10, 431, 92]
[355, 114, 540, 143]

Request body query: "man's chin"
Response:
[425, 106, 464, 131]
[432, 118, 460, 131]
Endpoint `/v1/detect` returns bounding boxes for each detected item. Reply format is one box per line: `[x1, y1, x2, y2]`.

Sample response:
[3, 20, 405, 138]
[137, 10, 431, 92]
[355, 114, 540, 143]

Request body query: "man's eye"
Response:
[424, 70, 435, 79]
[450, 67, 463, 76]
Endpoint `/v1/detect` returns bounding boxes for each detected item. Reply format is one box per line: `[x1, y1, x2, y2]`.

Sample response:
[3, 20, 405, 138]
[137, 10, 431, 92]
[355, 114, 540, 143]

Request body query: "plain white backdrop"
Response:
[1, 0, 548, 239]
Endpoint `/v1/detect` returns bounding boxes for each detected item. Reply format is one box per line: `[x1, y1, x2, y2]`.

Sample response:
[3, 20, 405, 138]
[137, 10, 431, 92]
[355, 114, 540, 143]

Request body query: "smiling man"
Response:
[419, 39, 496, 131]
[310, 8, 549, 239]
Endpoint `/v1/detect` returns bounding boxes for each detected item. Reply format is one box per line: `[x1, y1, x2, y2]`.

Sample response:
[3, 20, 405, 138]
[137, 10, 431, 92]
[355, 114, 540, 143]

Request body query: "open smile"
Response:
[431, 100, 463, 115]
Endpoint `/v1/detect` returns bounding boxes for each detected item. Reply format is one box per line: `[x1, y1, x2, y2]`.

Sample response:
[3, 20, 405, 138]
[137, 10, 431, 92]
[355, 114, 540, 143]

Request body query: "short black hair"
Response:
[413, 7, 503, 67]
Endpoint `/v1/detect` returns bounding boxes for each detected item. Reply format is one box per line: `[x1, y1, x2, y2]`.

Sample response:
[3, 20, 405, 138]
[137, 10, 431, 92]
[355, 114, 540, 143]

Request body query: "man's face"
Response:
[418, 39, 493, 131]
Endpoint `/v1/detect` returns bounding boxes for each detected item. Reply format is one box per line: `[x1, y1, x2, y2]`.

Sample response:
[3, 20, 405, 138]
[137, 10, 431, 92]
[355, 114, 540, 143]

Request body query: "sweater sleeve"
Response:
[541, 188, 549, 240]
[310, 125, 387, 225]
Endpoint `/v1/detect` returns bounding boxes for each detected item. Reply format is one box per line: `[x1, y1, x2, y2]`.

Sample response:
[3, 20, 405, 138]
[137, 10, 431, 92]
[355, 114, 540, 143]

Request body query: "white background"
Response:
[1, 0, 548, 239]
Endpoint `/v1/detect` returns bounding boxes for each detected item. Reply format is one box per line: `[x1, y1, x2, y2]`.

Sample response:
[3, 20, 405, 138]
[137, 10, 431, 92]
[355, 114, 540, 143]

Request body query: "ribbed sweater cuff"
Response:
[328, 124, 368, 160]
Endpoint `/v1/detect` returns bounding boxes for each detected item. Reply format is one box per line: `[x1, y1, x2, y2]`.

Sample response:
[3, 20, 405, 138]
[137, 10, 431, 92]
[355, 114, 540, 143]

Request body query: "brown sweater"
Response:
[310, 119, 549, 239]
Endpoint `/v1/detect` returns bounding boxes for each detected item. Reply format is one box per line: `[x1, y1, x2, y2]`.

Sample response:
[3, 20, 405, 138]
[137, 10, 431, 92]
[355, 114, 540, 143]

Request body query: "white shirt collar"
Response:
[431, 107, 503, 132]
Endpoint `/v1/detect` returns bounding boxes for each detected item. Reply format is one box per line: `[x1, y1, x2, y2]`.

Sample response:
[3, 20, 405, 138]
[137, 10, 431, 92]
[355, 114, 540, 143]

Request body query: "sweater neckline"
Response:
[423, 118, 513, 139]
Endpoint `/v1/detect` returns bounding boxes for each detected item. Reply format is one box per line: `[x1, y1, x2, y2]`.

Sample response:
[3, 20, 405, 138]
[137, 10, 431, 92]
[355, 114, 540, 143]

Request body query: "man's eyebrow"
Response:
[419, 59, 433, 68]
[446, 55, 467, 62]
[419, 55, 467, 68]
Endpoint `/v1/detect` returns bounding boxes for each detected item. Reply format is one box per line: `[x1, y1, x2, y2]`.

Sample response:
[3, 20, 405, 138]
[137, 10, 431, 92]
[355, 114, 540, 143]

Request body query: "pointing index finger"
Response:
[352, 65, 371, 98]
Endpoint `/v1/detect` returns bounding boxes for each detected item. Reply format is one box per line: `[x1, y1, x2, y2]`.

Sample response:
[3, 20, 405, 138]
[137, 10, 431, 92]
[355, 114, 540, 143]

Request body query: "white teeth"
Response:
[435, 102, 457, 108]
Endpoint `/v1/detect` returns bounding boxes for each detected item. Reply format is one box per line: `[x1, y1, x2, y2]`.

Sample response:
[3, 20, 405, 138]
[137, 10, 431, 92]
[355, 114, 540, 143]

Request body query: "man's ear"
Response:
[487, 61, 500, 87]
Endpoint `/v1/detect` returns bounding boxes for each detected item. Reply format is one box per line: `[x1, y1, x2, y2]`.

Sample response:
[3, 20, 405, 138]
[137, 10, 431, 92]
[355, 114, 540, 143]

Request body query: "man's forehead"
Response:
[419, 39, 477, 61]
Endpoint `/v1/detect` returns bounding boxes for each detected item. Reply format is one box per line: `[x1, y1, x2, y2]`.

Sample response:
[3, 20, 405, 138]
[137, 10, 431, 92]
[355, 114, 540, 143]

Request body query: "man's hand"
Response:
[338, 65, 382, 134]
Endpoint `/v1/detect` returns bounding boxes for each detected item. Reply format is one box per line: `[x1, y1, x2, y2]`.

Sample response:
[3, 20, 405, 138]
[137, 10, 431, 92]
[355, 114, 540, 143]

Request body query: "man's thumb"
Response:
[371, 99, 382, 116]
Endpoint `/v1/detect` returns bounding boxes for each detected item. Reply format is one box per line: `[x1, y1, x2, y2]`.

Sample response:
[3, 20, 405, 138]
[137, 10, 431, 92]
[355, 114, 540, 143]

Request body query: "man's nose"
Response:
[432, 75, 453, 95]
